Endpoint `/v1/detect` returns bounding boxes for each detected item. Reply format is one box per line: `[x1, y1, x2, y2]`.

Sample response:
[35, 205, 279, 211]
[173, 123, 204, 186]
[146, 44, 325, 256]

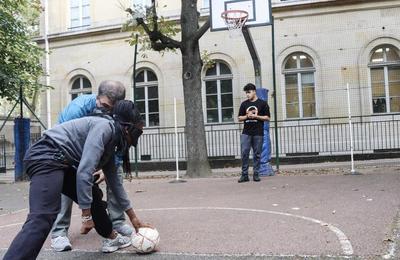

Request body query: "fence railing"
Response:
[0, 133, 42, 170]
[1, 114, 400, 167]
[131, 114, 400, 161]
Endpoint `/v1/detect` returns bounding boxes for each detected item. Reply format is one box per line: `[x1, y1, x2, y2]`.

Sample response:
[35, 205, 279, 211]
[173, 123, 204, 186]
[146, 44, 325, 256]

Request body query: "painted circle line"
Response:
[137, 207, 354, 256]
[0, 207, 354, 256]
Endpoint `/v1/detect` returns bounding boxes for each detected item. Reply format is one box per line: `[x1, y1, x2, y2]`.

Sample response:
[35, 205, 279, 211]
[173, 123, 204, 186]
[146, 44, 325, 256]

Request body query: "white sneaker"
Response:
[115, 224, 134, 237]
[51, 236, 72, 252]
[102, 233, 131, 253]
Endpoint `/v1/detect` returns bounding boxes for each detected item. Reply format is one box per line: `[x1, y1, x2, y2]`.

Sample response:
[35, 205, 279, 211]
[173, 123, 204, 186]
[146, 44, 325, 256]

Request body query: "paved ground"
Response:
[0, 160, 400, 259]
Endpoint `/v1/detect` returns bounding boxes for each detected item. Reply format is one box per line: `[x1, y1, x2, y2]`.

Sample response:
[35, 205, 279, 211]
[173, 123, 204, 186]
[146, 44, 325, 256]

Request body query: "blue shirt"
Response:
[58, 94, 123, 167]
[58, 94, 97, 124]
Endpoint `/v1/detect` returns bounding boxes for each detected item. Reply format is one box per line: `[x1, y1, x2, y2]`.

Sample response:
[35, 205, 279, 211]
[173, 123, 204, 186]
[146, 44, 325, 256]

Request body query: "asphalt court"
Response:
[0, 165, 399, 259]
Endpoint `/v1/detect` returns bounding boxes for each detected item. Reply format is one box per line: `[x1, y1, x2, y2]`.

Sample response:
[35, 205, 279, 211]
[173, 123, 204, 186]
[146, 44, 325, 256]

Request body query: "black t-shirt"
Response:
[238, 99, 270, 136]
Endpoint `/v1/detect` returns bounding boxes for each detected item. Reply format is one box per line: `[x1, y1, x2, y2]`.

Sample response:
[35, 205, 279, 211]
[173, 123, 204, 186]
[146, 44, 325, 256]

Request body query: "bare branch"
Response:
[193, 18, 210, 42]
[136, 18, 181, 49]
[157, 32, 181, 49]
[151, 41, 179, 51]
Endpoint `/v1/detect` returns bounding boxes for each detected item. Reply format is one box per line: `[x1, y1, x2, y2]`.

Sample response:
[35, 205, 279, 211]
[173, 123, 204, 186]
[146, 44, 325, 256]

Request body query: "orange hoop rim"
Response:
[221, 10, 249, 21]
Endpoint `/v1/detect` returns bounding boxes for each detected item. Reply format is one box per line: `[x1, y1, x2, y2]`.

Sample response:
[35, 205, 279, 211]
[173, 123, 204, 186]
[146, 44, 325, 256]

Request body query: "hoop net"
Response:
[221, 10, 248, 38]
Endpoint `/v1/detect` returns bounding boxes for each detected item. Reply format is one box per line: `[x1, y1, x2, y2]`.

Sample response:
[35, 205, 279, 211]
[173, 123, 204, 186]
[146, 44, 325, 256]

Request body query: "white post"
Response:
[174, 97, 179, 180]
[44, 0, 51, 128]
[346, 83, 356, 174]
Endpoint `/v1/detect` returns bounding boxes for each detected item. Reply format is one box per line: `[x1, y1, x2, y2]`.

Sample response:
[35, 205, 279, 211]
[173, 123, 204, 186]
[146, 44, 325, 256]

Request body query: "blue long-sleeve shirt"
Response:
[58, 94, 123, 167]
[58, 94, 97, 124]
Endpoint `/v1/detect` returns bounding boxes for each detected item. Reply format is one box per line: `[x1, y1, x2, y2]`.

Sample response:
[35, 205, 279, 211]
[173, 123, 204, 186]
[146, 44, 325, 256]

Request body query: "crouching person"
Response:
[4, 100, 148, 260]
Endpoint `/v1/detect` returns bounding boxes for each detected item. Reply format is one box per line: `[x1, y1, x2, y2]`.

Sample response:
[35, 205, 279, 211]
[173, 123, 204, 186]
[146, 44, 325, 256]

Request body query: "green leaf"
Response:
[0, 0, 44, 103]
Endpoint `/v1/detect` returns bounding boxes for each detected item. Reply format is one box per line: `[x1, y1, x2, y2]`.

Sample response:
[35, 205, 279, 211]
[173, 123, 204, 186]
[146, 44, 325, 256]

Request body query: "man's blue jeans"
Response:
[241, 134, 263, 176]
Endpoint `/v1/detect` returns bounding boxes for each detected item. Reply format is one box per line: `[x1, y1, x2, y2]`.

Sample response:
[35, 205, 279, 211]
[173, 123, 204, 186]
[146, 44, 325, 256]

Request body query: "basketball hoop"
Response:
[221, 10, 248, 38]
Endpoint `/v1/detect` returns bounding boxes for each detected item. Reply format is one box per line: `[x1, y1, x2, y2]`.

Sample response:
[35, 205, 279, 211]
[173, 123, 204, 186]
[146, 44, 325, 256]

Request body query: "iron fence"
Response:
[0, 133, 42, 170]
[1, 115, 399, 167]
[274, 114, 400, 156]
[131, 114, 400, 161]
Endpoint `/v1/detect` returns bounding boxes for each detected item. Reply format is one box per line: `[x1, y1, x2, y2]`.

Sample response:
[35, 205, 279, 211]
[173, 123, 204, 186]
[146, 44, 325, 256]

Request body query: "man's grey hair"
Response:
[98, 80, 126, 103]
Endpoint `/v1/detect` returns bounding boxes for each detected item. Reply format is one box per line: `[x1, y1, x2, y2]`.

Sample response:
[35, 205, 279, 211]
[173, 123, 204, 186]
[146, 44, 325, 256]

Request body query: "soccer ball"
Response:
[131, 227, 160, 253]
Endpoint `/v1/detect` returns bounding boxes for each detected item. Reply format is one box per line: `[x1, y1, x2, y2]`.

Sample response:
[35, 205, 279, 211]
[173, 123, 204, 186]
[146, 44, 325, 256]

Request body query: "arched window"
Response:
[203, 61, 234, 123]
[369, 45, 400, 113]
[134, 69, 159, 127]
[70, 76, 92, 100]
[283, 52, 316, 118]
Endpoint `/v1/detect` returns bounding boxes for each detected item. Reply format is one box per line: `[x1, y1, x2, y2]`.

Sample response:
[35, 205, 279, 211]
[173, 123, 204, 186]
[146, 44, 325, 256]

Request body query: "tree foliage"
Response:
[0, 0, 44, 103]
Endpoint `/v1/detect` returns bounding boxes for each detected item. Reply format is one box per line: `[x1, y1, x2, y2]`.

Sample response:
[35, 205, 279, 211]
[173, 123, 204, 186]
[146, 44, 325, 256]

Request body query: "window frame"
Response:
[69, 76, 92, 100]
[368, 45, 400, 114]
[282, 53, 316, 119]
[69, 0, 90, 29]
[203, 61, 234, 124]
[135, 69, 160, 128]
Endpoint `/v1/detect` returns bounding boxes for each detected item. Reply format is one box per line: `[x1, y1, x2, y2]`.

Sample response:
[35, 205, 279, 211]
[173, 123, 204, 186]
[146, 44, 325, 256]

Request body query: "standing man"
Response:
[238, 83, 270, 183]
[51, 80, 134, 252]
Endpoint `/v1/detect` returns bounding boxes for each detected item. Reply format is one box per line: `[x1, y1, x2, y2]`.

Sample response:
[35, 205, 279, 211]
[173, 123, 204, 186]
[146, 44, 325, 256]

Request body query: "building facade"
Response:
[30, 0, 400, 160]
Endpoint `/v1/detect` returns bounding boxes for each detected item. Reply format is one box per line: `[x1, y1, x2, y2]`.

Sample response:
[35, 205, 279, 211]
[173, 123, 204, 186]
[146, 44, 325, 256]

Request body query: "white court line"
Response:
[156, 251, 355, 259]
[0, 247, 355, 258]
[0, 222, 25, 229]
[32, 249, 353, 259]
[0, 213, 80, 229]
[137, 207, 354, 256]
[0, 208, 28, 217]
[0, 206, 354, 256]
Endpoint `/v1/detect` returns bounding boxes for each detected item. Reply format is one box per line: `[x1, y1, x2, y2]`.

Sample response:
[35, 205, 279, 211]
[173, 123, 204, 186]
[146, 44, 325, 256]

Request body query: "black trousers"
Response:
[4, 159, 114, 260]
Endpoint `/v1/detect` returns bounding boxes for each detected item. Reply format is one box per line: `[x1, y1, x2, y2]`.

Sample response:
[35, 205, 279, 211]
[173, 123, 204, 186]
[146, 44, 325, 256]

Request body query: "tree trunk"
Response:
[30, 87, 39, 113]
[180, 0, 211, 177]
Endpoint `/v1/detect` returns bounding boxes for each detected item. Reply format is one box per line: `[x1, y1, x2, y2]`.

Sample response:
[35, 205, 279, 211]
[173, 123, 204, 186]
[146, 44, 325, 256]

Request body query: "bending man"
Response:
[51, 80, 134, 252]
[4, 100, 148, 259]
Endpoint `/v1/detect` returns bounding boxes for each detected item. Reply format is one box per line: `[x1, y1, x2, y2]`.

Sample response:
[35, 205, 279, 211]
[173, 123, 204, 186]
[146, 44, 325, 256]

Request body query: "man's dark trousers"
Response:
[4, 160, 113, 260]
[240, 134, 263, 177]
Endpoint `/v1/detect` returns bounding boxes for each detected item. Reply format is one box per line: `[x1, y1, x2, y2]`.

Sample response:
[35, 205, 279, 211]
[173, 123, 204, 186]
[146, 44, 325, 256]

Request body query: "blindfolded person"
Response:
[4, 100, 149, 260]
[52, 80, 134, 252]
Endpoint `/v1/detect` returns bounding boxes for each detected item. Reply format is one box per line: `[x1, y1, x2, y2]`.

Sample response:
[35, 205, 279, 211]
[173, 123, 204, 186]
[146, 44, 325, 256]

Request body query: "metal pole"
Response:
[132, 34, 139, 178]
[346, 83, 360, 175]
[169, 97, 186, 183]
[3, 135, 6, 171]
[19, 85, 23, 118]
[0, 102, 18, 133]
[242, 26, 262, 88]
[22, 97, 47, 129]
[174, 97, 180, 181]
[271, 16, 280, 171]
[44, 0, 51, 128]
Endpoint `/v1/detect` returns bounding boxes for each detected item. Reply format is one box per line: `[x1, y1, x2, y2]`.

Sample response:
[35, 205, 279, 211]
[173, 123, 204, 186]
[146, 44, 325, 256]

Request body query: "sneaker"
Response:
[253, 174, 261, 182]
[51, 236, 72, 252]
[102, 233, 131, 253]
[238, 175, 250, 183]
[115, 224, 134, 237]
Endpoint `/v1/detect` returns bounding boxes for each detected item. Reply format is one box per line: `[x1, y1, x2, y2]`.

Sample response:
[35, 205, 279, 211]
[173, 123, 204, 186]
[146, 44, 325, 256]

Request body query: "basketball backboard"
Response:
[209, 0, 272, 31]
